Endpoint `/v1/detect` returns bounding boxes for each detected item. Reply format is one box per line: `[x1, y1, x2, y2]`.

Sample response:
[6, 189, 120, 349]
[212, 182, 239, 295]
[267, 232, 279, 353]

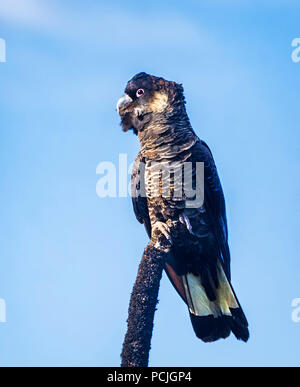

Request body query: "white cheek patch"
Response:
[150, 92, 169, 113]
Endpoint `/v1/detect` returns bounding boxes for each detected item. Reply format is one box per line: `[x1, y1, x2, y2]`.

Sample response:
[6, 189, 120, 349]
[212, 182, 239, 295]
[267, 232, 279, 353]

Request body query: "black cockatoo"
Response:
[117, 72, 249, 343]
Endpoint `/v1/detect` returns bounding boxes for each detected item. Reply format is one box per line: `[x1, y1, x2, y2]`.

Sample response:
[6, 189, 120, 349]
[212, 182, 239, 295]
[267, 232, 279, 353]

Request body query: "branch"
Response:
[121, 243, 169, 367]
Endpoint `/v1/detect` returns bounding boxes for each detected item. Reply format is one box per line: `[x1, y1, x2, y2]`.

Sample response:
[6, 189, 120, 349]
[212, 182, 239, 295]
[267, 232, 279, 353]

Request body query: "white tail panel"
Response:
[182, 261, 239, 318]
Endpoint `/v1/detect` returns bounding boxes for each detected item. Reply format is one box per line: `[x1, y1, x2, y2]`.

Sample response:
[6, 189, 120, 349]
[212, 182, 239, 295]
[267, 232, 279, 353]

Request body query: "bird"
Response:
[117, 72, 249, 343]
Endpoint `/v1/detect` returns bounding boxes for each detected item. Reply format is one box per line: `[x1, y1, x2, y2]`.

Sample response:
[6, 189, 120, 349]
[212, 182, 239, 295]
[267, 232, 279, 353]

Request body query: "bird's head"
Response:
[117, 72, 185, 134]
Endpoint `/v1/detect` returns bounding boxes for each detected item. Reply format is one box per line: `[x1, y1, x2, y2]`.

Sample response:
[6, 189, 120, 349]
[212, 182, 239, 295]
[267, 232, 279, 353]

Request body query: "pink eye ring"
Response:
[136, 88, 144, 98]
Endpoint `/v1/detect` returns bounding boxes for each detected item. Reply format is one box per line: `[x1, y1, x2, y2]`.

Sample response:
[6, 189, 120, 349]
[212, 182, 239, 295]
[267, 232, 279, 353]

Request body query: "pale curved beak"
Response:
[117, 94, 133, 114]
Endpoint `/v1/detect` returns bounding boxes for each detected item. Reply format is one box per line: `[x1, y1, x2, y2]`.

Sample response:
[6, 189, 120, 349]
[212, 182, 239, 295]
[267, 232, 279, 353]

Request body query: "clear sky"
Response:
[0, 0, 299, 366]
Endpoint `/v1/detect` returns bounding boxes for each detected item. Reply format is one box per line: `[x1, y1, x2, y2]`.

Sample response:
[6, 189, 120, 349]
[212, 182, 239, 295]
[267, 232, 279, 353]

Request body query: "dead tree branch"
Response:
[121, 243, 169, 367]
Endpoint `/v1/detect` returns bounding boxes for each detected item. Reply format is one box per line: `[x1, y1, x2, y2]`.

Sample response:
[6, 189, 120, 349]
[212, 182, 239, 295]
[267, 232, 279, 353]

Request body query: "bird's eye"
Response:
[136, 88, 144, 98]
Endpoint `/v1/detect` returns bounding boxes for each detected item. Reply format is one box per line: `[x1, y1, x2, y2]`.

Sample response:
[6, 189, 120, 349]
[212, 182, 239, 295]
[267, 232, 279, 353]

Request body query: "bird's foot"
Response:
[152, 221, 172, 242]
[150, 221, 172, 252]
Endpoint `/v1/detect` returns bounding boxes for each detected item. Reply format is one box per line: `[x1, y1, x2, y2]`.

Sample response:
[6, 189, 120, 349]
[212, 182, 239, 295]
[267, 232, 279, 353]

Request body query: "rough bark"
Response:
[121, 244, 168, 367]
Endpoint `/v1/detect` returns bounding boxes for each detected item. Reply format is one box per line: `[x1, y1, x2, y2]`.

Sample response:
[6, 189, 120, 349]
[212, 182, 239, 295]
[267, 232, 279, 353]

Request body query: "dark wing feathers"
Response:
[131, 152, 151, 238]
[191, 140, 231, 279]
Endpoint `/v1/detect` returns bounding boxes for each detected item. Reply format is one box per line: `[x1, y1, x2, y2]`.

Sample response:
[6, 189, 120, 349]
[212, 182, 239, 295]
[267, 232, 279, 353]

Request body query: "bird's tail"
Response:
[182, 261, 249, 342]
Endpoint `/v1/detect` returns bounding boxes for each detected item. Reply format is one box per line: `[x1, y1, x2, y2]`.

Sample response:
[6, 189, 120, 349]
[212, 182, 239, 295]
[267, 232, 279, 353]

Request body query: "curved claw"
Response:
[152, 221, 172, 243]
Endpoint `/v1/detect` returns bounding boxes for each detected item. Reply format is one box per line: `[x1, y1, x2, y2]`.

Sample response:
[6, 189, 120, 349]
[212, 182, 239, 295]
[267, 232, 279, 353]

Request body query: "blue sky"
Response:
[0, 0, 299, 366]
